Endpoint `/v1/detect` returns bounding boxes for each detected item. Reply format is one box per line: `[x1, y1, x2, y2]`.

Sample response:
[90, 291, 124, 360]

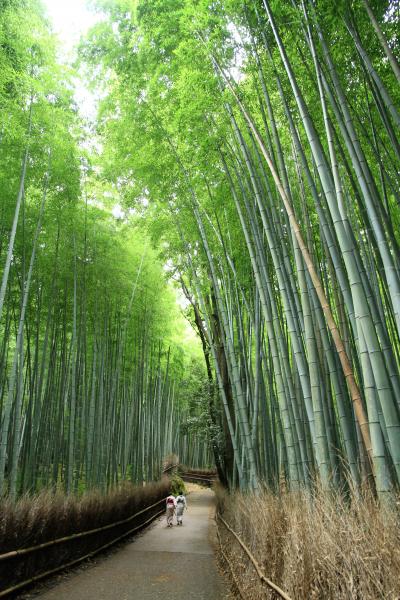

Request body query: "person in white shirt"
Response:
[166, 494, 176, 527]
[175, 492, 187, 526]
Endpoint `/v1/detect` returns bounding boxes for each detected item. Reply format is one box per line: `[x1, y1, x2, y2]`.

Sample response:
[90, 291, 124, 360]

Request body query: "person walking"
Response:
[175, 491, 187, 526]
[166, 493, 176, 527]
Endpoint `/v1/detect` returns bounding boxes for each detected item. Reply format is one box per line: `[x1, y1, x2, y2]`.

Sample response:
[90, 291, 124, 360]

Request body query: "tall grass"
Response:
[216, 485, 400, 599]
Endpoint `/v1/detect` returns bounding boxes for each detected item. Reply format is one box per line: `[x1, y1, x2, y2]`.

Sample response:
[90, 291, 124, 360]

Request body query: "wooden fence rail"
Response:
[179, 472, 217, 486]
[0, 464, 218, 596]
[0, 497, 166, 597]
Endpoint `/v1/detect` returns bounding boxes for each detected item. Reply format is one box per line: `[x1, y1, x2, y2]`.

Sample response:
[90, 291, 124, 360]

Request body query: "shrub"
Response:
[170, 474, 187, 496]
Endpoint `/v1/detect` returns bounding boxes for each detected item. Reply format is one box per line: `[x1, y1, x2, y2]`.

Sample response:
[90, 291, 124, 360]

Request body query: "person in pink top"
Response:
[165, 494, 176, 527]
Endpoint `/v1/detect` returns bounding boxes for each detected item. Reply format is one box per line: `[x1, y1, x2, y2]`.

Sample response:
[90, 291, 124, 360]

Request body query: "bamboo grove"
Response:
[81, 0, 400, 495]
[0, 0, 212, 499]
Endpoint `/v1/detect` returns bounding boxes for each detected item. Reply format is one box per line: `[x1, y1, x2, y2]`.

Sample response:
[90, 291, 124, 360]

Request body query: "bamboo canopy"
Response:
[0, 0, 399, 497]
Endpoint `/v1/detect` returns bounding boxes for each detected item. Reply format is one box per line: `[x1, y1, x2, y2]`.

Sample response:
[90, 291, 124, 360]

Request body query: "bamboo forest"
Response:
[1, 0, 400, 598]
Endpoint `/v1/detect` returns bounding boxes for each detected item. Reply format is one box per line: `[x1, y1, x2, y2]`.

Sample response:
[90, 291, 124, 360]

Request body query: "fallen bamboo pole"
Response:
[215, 515, 246, 600]
[216, 512, 293, 600]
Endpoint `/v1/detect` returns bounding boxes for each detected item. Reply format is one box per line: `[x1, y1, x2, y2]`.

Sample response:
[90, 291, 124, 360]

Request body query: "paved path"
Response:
[35, 487, 229, 600]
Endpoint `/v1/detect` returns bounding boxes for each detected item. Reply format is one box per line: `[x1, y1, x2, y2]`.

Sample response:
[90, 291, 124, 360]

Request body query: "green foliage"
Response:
[2, 0, 400, 499]
[0, 0, 208, 497]
[170, 474, 187, 496]
[81, 0, 400, 495]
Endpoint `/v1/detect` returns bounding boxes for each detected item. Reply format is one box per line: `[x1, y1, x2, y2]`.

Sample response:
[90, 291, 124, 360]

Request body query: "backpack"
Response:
[167, 497, 175, 506]
[177, 496, 184, 504]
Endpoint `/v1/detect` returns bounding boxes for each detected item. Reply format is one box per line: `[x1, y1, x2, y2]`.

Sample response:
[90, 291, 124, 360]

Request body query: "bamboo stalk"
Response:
[214, 59, 373, 465]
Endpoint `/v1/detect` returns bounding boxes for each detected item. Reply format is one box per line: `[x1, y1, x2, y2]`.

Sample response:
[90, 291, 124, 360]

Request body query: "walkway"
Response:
[33, 487, 229, 600]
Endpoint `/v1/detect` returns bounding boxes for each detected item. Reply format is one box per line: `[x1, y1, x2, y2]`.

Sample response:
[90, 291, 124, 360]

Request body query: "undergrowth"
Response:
[170, 474, 187, 495]
[216, 485, 400, 599]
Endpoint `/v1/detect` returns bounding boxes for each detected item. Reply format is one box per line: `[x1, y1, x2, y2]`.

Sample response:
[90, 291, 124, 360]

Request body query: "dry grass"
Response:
[0, 479, 170, 593]
[216, 485, 400, 599]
